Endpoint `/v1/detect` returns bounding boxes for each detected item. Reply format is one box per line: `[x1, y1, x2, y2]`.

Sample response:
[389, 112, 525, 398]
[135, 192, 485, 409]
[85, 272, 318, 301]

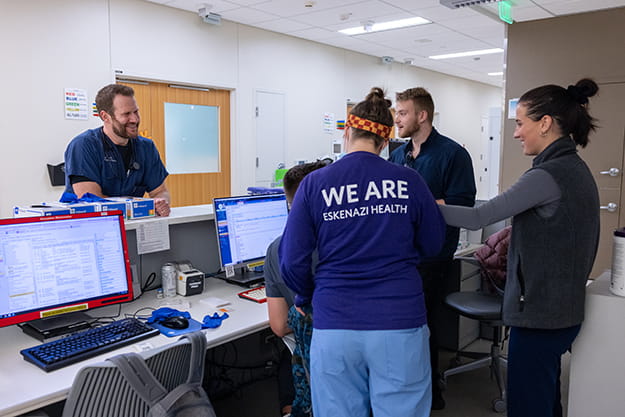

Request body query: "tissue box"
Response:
[13, 205, 71, 217]
[60, 202, 98, 214]
[108, 197, 155, 219]
[38, 202, 98, 214]
[96, 201, 128, 217]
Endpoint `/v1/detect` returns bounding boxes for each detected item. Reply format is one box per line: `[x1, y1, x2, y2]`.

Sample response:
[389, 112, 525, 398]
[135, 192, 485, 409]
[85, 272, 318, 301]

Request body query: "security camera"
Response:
[198, 4, 212, 18]
[381, 56, 394, 65]
[198, 5, 221, 25]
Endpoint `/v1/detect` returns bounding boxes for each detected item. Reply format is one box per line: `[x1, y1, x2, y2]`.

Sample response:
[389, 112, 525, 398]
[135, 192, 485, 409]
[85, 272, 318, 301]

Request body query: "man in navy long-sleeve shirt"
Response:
[390, 87, 476, 410]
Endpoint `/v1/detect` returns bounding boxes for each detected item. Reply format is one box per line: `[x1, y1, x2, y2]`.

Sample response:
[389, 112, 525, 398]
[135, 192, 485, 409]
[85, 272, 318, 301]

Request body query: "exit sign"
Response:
[499, 1, 513, 24]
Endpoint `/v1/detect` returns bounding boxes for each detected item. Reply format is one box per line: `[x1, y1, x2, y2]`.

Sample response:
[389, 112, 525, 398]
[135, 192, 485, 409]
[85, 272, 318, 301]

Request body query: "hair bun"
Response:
[365, 87, 391, 108]
[568, 79, 599, 105]
[567, 85, 588, 105]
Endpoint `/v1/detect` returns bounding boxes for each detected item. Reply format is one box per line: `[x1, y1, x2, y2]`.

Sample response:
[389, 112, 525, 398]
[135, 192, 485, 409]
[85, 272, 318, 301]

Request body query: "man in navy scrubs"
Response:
[64, 84, 170, 216]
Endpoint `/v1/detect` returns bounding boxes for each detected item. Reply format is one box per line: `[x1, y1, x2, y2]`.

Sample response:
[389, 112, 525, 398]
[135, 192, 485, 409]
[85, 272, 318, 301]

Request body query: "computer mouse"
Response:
[161, 316, 189, 330]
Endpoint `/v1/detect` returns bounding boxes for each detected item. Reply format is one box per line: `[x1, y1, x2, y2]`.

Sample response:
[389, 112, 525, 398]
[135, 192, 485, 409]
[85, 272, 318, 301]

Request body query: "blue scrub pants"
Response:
[507, 325, 581, 417]
[310, 326, 431, 417]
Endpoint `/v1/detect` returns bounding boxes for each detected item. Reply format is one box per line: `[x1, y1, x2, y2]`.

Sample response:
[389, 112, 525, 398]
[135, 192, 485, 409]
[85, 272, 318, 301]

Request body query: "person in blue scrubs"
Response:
[280, 87, 446, 417]
[64, 84, 171, 216]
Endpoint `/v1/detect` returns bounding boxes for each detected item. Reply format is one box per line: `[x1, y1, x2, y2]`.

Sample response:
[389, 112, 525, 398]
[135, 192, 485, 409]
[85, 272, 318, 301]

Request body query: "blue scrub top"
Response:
[389, 128, 476, 260]
[63, 127, 168, 197]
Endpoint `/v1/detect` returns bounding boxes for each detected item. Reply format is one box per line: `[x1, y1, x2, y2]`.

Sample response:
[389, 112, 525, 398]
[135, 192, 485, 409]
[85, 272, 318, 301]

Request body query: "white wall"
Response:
[0, 0, 501, 217]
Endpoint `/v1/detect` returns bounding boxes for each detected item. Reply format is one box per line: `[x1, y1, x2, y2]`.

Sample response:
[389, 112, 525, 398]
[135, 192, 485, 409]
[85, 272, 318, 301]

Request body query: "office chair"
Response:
[443, 227, 510, 413]
[62, 331, 208, 417]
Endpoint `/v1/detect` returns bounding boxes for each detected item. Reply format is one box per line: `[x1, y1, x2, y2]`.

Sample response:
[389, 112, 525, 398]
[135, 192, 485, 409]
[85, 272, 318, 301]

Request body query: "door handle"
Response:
[599, 167, 620, 177]
[600, 202, 618, 212]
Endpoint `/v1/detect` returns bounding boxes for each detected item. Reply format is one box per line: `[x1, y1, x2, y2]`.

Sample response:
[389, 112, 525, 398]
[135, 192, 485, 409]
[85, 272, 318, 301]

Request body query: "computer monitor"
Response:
[213, 193, 288, 286]
[0, 211, 133, 338]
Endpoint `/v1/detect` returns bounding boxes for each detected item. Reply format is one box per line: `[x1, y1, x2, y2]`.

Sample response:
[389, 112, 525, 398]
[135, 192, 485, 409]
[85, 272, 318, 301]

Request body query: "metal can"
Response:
[161, 263, 177, 297]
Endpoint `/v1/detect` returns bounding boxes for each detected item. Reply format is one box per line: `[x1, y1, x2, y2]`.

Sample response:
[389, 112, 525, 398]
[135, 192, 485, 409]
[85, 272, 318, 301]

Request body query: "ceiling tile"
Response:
[288, 26, 339, 40]
[225, 0, 272, 6]
[249, 0, 364, 17]
[380, 0, 441, 11]
[254, 18, 312, 32]
[221, 6, 280, 24]
[162, 0, 241, 13]
[290, 0, 408, 27]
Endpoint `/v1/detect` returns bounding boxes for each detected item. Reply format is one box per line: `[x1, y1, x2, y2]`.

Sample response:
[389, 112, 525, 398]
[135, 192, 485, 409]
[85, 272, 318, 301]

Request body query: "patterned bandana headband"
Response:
[346, 114, 392, 139]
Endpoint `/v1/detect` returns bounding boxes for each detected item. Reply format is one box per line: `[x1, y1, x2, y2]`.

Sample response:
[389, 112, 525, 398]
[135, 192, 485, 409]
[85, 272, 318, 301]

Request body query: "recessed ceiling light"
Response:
[339, 16, 430, 35]
[304, 1, 315, 8]
[488, 72, 504, 76]
[428, 48, 504, 60]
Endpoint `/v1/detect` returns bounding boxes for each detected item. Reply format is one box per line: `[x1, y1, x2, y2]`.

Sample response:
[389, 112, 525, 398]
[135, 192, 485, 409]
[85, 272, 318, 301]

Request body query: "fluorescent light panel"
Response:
[429, 48, 503, 60]
[339, 17, 430, 35]
[488, 72, 503, 76]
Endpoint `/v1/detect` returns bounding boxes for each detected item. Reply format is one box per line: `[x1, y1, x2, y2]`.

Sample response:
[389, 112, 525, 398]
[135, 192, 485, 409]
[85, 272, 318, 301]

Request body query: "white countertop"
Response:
[124, 204, 214, 230]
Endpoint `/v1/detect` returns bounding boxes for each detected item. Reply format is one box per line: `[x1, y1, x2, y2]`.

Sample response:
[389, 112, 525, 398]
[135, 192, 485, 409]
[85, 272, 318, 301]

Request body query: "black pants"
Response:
[418, 260, 451, 395]
[507, 325, 581, 417]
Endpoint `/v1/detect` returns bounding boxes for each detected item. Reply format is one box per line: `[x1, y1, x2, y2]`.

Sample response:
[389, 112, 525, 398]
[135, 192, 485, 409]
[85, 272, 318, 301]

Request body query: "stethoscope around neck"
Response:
[101, 131, 141, 175]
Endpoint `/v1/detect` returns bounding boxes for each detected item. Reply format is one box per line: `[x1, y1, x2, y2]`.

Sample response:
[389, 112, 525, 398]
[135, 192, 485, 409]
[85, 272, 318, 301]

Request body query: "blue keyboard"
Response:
[20, 317, 160, 372]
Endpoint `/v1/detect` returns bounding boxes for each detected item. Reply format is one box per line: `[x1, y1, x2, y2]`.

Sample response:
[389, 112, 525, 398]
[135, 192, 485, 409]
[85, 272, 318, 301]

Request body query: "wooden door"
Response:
[118, 81, 231, 207]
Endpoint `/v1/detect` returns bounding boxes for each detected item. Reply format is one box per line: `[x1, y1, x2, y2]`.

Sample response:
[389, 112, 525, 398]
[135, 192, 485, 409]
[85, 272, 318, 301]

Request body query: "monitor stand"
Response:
[19, 312, 93, 342]
[217, 268, 264, 288]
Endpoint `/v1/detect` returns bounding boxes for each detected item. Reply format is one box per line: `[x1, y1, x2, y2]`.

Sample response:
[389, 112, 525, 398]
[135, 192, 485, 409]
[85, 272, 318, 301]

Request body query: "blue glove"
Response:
[202, 312, 229, 328]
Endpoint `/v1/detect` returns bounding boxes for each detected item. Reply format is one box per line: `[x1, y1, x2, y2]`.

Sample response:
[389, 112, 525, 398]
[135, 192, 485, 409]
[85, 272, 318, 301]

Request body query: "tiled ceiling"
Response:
[144, 0, 625, 87]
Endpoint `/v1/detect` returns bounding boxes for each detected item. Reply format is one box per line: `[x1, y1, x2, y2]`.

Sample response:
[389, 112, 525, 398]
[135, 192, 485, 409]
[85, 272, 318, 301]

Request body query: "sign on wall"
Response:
[64, 88, 89, 120]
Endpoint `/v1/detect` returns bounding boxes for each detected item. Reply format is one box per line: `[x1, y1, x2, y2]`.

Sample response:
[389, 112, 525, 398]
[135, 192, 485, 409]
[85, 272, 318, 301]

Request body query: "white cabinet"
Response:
[568, 271, 625, 417]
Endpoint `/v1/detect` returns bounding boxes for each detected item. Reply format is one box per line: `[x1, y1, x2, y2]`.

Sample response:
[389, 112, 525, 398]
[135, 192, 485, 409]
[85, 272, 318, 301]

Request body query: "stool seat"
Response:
[445, 291, 501, 321]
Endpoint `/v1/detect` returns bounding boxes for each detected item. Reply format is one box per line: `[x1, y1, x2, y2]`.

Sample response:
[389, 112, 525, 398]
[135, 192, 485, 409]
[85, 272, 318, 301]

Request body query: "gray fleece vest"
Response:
[503, 137, 599, 329]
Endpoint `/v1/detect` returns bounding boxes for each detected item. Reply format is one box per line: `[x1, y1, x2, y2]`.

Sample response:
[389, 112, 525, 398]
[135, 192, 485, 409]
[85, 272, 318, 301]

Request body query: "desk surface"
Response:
[124, 204, 214, 231]
[0, 277, 268, 417]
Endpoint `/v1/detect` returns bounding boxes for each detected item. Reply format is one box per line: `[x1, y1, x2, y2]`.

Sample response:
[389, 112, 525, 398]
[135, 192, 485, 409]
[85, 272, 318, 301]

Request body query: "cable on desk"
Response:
[125, 307, 157, 321]
[204, 269, 223, 278]
[141, 271, 157, 293]
[89, 304, 123, 326]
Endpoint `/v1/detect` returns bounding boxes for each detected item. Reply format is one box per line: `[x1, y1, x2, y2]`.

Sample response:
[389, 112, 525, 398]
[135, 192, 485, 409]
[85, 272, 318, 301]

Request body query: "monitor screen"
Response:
[0, 211, 133, 328]
[213, 194, 288, 270]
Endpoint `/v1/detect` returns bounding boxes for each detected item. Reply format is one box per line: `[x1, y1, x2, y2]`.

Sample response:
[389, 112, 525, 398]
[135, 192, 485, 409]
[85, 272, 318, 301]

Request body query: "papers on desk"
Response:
[200, 296, 231, 309]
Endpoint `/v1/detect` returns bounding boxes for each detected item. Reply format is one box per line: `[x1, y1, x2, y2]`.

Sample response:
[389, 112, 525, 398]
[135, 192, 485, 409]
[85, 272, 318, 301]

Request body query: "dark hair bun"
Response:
[575, 78, 598, 99]
[366, 87, 392, 108]
[568, 78, 598, 105]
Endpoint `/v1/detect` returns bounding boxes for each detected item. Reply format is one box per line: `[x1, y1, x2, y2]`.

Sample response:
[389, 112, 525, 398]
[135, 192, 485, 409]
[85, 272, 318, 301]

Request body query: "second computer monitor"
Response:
[213, 193, 288, 285]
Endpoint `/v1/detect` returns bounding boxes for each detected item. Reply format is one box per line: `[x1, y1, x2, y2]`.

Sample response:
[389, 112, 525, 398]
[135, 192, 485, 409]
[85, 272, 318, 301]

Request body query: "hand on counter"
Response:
[154, 198, 170, 216]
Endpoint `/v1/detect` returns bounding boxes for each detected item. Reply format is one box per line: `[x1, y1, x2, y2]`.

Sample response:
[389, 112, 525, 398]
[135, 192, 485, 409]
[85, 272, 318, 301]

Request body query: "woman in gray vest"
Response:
[439, 78, 600, 417]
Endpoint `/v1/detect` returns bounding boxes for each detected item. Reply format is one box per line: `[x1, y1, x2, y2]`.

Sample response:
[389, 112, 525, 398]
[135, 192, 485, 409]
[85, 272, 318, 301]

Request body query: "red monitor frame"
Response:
[0, 211, 133, 328]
